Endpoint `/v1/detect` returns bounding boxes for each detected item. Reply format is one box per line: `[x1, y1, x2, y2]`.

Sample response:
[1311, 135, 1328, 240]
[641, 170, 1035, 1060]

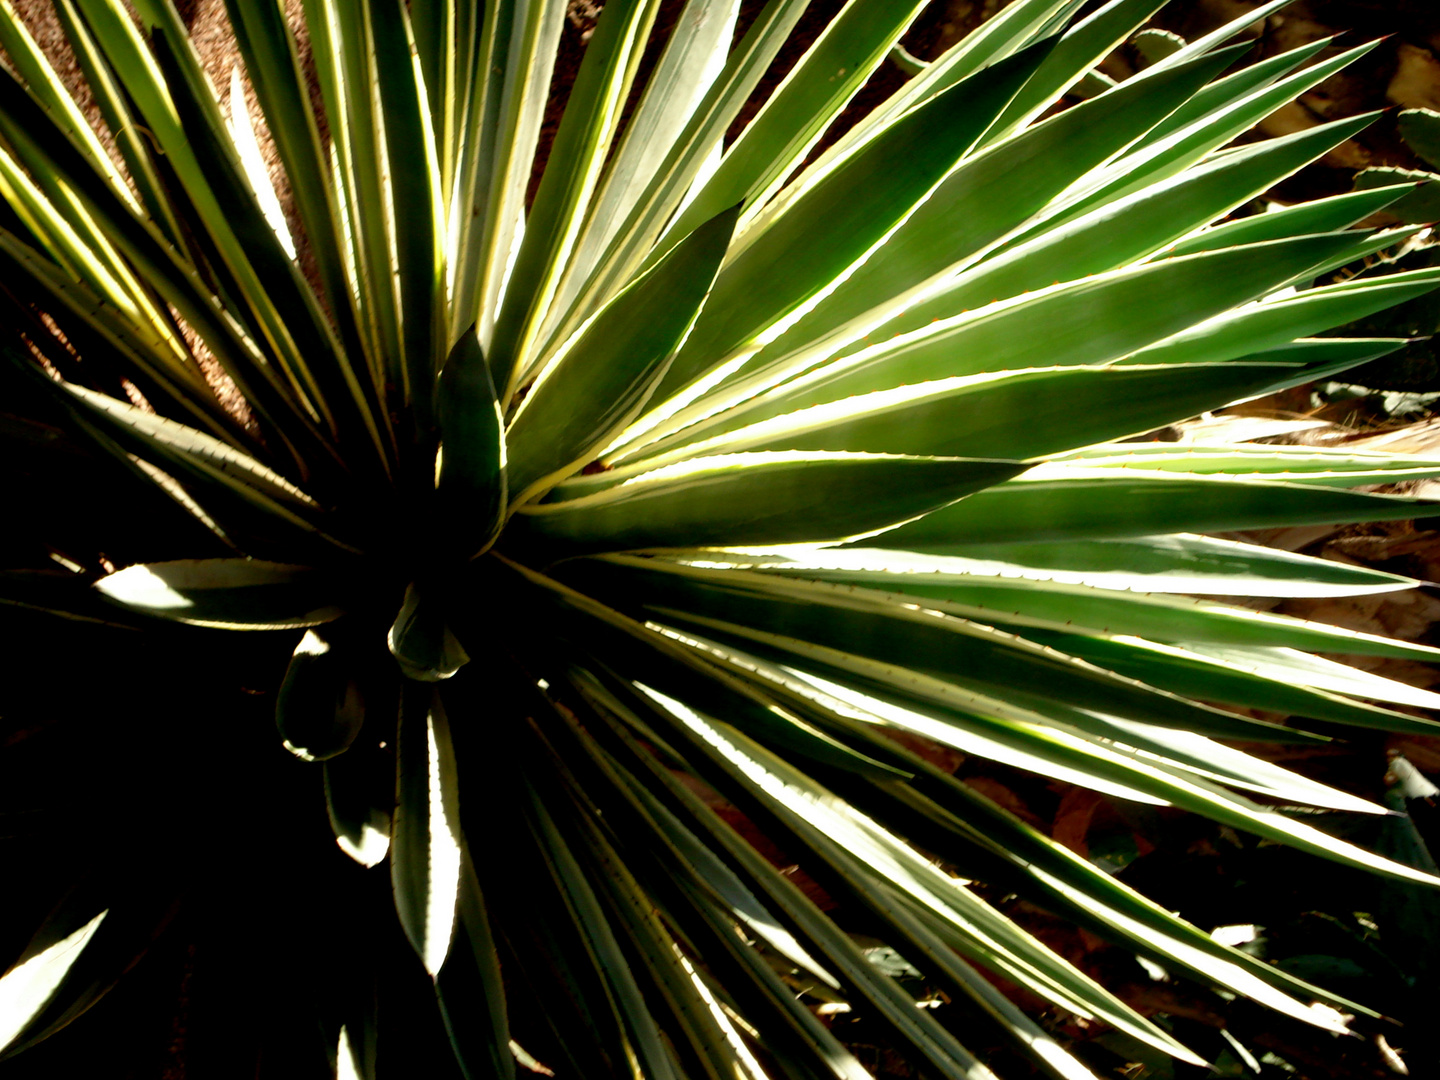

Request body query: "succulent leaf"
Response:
[6, 0, 1440, 1075]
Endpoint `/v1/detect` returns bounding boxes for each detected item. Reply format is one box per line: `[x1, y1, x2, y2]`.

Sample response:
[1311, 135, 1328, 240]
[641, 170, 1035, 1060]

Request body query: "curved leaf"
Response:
[276, 627, 367, 761]
[95, 559, 345, 628]
[388, 581, 471, 682]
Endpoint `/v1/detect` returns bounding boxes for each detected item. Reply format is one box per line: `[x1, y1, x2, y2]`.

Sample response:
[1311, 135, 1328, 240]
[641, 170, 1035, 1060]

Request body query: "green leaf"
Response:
[837, 746, 1376, 1023]
[620, 682, 1214, 1064]
[0, 231, 238, 443]
[435, 855, 516, 1080]
[0, 881, 181, 1060]
[89, 1, 370, 451]
[517, 452, 1028, 554]
[489, 0, 662, 396]
[1141, 0, 1286, 71]
[571, 669, 1133, 1076]
[1166, 185, 1416, 259]
[809, 233, 1365, 391]
[0, 0, 136, 210]
[571, 677, 1008, 1080]
[546, 0, 740, 325]
[1398, 107, 1440, 169]
[1181, 643, 1440, 711]
[0, 568, 150, 629]
[449, 0, 572, 345]
[50, 380, 360, 560]
[0, 106, 179, 371]
[621, 646, 1368, 1020]
[12, 0, 1440, 1071]
[1056, 439, 1440, 488]
[301, 0, 400, 376]
[518, 779, 686, 1080]
[50, 0, 186, 246]
[370, 0, 447, 424]
[537, 702, 876, 1076]
[889, 753, 1378, 1020]
[642, 626, 1440, 887]
[984, 0, 1167, 136]
[619, 767, 841, 989]
[875, 469, 1435, 547]
[1353, 166, 1440, 224]
[656, 37, 1056, 399]
[436, 326, 506, 557]
[1134, 27, 1184, 64]
[835, 533, 1418, 597]
[572, 556, 1309, 741]
[663, 0, 932, 245]
[1178, 335, 1408, 384]
[857, 0, 1080, 127]
[506, 205, 740, 503]
[1121, 265, 1440, 367]
[1017, 632, 1440, 735]
[683, 548, 1438, 665]
[226, 67, 296, 262]
[630, 232, 1374, 458]
[547, 0, 811, 347]
[649, 361, 1331, 465]
[706, 45, 1251, 393]
[497, 554, 916, 780]
[409, 1, 457, 191]
[59, 383, 316, 510]
[324, 739, 393, 867]
[387, 581, 471, 682]
[1040, 41, 1383, 233]
[276, 627, 367, 761]
[0, 910, 109, 1056]
[543, 775, 759, 1080]
[682, 624, 1389, 812]
[846, 113, 1386, 348]
[392, 682, 463, 975]
[94, 559, 344, 628]
[222, 0, 376, 412]
[0, 60, 330, 466]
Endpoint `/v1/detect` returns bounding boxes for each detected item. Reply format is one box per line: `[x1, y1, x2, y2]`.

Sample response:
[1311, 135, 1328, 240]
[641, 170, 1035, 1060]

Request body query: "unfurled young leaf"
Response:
[7, 0, 1440, 1076]
[276, 626, 367, 761]
[436, 325, 506, 557]
[387, 580, 470, 682]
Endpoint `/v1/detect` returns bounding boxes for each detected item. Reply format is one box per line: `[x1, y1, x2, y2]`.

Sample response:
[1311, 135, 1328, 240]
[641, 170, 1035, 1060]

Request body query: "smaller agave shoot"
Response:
[3, 0, 1440, 1076]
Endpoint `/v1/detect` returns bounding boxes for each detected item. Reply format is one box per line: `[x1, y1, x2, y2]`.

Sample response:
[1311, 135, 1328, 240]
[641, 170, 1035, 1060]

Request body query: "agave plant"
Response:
[6, 0, 1440, 1074]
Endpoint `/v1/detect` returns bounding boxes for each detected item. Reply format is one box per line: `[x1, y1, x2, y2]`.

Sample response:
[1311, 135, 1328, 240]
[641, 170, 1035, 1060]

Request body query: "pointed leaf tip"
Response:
[437, 325, 507, 558]
[392, 684, 463, 975]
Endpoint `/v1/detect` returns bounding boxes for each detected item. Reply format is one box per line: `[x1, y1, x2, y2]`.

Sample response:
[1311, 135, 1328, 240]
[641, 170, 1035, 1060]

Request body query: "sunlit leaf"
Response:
[7, 0, 1440, 1076]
